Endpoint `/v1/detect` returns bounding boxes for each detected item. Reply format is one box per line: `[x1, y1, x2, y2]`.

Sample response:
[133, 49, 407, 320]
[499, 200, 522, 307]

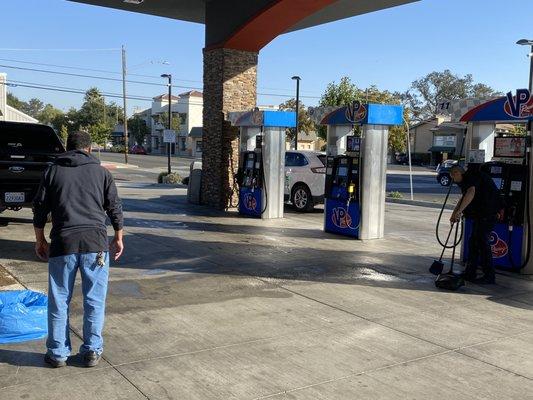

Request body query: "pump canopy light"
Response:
[123, 0, 143, 4]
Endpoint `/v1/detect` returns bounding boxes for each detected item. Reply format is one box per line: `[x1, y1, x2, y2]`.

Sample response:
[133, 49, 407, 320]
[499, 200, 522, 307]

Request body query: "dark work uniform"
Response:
[458, 169, 501, 280]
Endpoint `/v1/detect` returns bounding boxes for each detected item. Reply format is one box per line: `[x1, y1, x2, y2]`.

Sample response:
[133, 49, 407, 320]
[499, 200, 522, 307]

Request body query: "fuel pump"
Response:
[228, 110, 295, 220]
[238, 135, 264, 217]
[310, 102, 404, 239]
[462, 135, 531, 270]
[324, 135, 362, 237]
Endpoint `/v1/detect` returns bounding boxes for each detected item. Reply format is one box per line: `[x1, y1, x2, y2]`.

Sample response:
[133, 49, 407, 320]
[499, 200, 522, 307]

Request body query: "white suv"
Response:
[284, 150, 326, 212]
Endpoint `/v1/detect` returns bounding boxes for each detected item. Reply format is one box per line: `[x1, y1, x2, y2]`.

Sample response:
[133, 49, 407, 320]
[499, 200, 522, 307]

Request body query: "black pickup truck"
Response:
[0, 121, 65, 213]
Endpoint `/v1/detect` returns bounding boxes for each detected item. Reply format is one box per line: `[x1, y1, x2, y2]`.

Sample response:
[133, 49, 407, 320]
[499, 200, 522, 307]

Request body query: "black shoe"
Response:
[473, 275, 496, 284]
[44, 353, 66, 368]
[82, 351, 101, 368]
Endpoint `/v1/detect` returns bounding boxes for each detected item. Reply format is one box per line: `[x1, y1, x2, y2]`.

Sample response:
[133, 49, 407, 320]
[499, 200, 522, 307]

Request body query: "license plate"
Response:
[5, 192, 25, 203]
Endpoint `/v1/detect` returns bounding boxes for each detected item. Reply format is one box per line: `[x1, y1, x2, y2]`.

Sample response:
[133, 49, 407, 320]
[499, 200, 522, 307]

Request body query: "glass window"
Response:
[285, 152, 297, 167]
[285, 152, 308, 167]
[196, 140, 202, 152]
[180, 137, 186, 151]
[179, 113, 187, 125]
[295, 153, 309, 166]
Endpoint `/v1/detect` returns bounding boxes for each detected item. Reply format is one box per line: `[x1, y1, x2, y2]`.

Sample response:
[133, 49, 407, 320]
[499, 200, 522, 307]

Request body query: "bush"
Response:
[158, 172, 182, 184]
[110, 145, 125, 153]
[388, 191, 403, 199]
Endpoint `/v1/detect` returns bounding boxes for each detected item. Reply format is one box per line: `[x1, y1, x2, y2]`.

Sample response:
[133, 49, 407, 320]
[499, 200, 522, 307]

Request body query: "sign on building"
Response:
[163, 129, 176, 143]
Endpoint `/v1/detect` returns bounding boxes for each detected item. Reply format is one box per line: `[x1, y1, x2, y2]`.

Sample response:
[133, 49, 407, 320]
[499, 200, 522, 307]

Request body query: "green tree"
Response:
[278, 98, 316, 141]
[88, 122, 111, 147]
[25, 98, 44, 118]
[77, 87, 106, 128]
[128, 115, 149, 145]
[318, 78, 408, 152]
[6, 92, 26, 111]
[156, 112, 181, 131]
[37, 104, 65, 130]
[59, 125, 69, 144]
[406, 70, 501, 121]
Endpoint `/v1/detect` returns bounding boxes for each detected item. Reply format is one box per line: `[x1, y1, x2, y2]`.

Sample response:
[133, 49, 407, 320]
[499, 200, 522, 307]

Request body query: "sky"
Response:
[0, 0, 532, 115]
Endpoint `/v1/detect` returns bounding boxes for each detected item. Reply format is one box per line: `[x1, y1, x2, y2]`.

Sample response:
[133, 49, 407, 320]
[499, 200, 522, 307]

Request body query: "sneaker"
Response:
[44, 353, 66, 368]
[473, 275, 496, 284]
[82, 351, 101, 368]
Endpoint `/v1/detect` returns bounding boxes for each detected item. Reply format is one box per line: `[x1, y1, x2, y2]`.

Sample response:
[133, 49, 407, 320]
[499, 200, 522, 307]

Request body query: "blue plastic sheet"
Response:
[0, 290, 47, 344]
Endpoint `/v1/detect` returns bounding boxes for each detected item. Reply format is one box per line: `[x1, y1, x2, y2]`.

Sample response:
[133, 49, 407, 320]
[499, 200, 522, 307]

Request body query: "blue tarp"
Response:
[0, 290, 47, 344]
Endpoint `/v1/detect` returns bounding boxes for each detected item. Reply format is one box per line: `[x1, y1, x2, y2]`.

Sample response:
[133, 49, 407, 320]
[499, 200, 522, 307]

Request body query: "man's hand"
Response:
[35, 239, 50, 261]
[450, 211, 461, 225]
[110, 230, 124, 261]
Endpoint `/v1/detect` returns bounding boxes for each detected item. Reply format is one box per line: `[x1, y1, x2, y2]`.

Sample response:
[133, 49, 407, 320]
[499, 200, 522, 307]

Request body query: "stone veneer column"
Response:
[201, 48, 258, 209]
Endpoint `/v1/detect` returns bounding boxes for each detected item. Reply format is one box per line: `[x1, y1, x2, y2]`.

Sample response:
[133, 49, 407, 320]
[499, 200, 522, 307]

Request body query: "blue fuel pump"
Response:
[310, 102, 404, 239]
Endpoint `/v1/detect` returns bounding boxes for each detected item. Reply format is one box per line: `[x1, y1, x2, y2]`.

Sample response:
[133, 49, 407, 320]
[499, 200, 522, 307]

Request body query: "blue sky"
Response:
[0, 0, 532, 114]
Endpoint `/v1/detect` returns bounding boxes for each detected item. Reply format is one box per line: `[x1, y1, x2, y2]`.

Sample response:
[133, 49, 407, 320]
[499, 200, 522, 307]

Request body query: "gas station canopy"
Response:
[69, 0, 418, 50]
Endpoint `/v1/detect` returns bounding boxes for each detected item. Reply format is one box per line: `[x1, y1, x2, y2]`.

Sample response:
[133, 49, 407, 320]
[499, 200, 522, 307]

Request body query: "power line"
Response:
[0, 57, 203, 83]
[0, 48, 120, 52]
[1, 81, 154, 102]
[0, 59, 322, 97]
[1, 64, 321, 100]
[0, 64, 202, 90]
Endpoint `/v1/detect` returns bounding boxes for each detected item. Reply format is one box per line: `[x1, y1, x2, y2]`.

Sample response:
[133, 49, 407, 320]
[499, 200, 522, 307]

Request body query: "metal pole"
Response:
[405, 118, 414, 200]
[122, 45, 129, 164]
[526, 45, 533, 273]
[167, 75, 172, 175]
[294, 78, 300, 150]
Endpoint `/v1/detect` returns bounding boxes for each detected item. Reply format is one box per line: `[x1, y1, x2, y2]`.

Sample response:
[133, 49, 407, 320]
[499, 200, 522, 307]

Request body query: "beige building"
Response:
[0, 73, 38, 123]
[287, 131, 325, 152]
[134, 91, 204, 157]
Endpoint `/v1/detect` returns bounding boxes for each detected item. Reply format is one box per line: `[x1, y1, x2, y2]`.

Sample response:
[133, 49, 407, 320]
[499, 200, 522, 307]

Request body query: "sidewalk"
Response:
[0, 184, 532, 399]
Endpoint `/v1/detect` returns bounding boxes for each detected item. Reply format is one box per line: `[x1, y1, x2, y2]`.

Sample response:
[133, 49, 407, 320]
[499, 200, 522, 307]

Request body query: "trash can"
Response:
[0, 290, 48, 344]
[187, 160, 202, 204]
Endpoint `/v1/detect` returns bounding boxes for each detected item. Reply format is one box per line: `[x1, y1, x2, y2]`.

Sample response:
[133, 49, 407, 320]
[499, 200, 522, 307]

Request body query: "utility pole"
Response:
[292, 76, 301, 150]
[122, 45, 129, 164]
[161, 74, 172, 174]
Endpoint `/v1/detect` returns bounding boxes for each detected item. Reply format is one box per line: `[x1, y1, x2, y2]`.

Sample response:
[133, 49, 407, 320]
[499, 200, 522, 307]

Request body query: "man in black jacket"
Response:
[33, 131, 124, 368]
[450, 165, 500, 284]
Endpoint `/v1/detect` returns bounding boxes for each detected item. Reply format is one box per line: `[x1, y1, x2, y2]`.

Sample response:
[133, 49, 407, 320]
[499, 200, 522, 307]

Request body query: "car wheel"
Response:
[292, 184, 313, 212]
[439, 174, 451, 186]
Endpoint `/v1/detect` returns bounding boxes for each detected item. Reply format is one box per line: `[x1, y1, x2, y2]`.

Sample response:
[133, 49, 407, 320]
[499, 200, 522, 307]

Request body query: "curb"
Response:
[386, 198, 453, 210]
[101, 162, 139, 170]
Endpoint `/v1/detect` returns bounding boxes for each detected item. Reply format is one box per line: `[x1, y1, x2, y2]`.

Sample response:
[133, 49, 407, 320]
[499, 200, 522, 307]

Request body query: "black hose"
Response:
[435, 129, 467, 249]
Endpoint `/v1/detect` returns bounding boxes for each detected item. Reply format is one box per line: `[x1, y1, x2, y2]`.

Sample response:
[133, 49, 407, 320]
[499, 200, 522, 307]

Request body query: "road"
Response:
[98, 152, 460, 205]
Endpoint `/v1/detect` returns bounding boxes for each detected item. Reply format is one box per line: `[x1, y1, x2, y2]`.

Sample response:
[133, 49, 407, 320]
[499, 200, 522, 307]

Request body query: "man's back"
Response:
[33, 150, 123, 258]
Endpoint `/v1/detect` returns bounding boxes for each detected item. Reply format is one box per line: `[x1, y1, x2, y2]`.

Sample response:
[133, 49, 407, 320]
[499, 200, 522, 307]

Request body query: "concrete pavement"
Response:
[0, 182, 532, 399]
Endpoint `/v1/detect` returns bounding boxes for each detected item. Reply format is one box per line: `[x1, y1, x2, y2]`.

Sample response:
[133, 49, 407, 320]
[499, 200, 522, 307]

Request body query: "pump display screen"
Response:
[347, 136, 360, 152]
[492, 177, 503, 190]
[246, 159, 254, 169]
[494, 137, 526, 158]
[337, 166, 348, 177]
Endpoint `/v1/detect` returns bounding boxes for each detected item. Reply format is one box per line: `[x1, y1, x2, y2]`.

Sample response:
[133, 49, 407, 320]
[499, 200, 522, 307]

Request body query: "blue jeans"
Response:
[47, 252, 109, 361]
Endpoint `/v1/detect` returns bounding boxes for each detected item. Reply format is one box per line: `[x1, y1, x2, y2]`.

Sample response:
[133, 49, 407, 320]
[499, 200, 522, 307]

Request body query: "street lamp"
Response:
[292, 76, 301, 150]
[161, 73, 172, 174]
[516, 39, 533, 94]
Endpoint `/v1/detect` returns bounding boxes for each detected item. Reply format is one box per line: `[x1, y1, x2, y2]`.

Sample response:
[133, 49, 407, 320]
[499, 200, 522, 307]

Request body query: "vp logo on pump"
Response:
[331, 207, 355, 230]
[504, 89, 533, 119]
[489, 231, 508, 258]
[243, 193, 257, 212]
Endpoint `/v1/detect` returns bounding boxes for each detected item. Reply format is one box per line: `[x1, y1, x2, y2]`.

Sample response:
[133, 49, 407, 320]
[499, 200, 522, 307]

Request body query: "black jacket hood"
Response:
[55, 150, 101, 167]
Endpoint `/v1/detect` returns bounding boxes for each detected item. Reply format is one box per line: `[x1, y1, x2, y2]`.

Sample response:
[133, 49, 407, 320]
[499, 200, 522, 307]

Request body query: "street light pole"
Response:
[516, 38, 533, 273]
[292, 76, 301, 150]
[122, 45, 129, 164]
[161, 74, 172, 174]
